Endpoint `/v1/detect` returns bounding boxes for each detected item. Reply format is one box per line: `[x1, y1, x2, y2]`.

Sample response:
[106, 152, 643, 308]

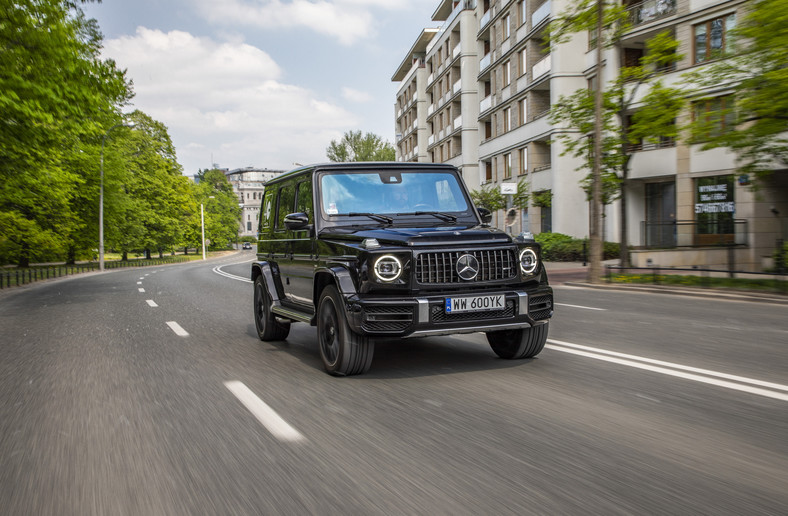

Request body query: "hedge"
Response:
[534, 232, 620, 262]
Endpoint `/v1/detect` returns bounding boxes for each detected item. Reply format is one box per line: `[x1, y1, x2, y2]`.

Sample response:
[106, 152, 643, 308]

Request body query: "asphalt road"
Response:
[1, 252, 786, 515]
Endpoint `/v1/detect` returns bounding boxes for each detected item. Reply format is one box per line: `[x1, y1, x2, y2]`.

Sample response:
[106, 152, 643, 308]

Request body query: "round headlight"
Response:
[519, 248, 538, 275]
[373, 255, 402, 282]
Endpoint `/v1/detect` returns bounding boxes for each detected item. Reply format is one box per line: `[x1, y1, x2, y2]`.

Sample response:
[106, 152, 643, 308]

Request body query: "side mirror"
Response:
[477, 207, 492, 224]
[284, 212, 309, 230]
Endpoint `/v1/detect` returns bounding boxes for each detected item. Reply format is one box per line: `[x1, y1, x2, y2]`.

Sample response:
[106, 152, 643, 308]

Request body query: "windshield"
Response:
[319, 170, 470, 220]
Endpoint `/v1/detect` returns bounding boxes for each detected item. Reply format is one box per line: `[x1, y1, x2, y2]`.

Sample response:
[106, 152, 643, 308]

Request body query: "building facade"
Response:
[393, 0, 787, 271]
[225, 167, 284, 238]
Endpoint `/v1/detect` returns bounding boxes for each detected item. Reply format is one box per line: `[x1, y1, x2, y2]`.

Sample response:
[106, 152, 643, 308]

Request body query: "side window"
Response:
[276, 183, 295, 230]
[259, 189, 276, 234]
[295, 180, 313, 221]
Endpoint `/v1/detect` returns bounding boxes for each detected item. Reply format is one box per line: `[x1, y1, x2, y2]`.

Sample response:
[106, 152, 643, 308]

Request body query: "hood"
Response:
[319, 224, 512, 247]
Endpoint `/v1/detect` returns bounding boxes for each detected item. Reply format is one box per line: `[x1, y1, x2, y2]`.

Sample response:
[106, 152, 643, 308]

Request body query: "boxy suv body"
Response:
[252, 162, 553, 375]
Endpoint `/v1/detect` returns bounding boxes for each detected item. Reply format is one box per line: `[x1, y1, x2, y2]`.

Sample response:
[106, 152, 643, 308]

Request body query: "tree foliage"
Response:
[0, 1, 242, 266]
[549, 28, 685, 266]
[683, 0, 788, 178]
[469, 183, 506, 212]
[326, 130, 395, 162]
[0, 0, 132, 266]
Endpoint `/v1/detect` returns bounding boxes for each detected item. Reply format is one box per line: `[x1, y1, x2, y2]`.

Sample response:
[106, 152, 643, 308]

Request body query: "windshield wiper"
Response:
[346, 212, 393, 224]
[397, 211, 458, 223]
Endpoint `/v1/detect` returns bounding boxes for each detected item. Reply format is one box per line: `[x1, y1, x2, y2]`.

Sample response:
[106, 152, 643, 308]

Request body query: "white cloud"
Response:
[105, 28, 358, 172]
[341, 87, 373, 103]
[194, 0, 375, 46]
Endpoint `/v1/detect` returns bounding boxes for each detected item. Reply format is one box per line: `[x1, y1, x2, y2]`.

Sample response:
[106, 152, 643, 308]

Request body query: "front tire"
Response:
[317, 285, 374, 376]
[254, 276, 290, 341]
[487, 322, 548, 359]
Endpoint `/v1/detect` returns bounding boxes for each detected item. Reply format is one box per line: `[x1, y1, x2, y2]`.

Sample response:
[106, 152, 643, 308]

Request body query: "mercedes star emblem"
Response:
[456, 254, 479, 281]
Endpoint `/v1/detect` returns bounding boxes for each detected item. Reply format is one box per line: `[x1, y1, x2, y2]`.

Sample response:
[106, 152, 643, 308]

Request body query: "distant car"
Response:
[242, 242, 252, 250]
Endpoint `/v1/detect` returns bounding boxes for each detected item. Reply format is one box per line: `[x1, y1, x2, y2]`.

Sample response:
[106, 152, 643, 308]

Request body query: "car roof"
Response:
[266, 162, 459, 185]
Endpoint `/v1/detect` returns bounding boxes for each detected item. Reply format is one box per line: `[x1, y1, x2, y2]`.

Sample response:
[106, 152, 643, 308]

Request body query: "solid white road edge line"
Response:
[166, 321, 189, 337]
[546, 342, 788, 402]
[146, 300, 158, 307]
[224, 381, 305, 442]
[213, 265, 252, 283]
[554, 303, 606, 311]
[547, 338, 788, 392]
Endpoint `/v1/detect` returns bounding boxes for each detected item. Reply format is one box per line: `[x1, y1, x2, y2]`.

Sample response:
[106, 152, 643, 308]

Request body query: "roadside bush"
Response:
[535, 232, 620, 261]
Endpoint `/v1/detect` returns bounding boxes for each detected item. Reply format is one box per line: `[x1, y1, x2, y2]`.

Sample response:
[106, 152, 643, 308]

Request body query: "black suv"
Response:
[252, 162, 553, 376]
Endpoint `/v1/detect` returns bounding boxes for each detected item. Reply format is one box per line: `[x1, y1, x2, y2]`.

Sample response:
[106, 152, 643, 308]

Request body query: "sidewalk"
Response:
[545, 261, 788, 305]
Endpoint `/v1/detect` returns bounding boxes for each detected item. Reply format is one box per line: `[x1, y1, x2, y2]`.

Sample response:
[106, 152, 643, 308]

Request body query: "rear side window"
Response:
[276, 183, 295, 230]
[259, 189, 276, 234]
[295, 180, 313, 221]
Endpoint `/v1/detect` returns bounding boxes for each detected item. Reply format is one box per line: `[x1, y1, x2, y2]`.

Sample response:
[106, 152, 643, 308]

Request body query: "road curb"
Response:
[563, 281, 788, 305]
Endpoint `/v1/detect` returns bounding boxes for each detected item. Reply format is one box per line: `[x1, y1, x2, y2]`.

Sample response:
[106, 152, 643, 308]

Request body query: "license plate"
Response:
[445, 294, 505, 314]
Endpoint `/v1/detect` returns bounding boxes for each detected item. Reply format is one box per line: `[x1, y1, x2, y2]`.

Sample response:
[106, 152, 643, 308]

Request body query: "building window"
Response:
[247, 221, 252, 231]
[485, 161, 493, 182]
[503, 60, 511, 86]
[695, 175, 735, 245]
[518, 98, 527, 126]
[519, 147, 528, 174]
[504, 153, 512, 179]
[503, 14, 511, 40]
[519, 1, 526, 26]
[693, 96, 735, 140]
[694, 14, 735, 64]
[518, 49, 526, 77]
[504, 107, 512, 132]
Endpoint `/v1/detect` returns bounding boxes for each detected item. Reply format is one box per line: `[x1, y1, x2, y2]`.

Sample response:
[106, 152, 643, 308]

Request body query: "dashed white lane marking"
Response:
[546, 339, 788, 402]
[224, 381, 305, 442]
[138, 288, 145, 293]
[166, 321, 189, 337]
[146, 300, 158, 307]
[137, 281, 142, 285]
[555, 303, 606, 311]
[139, 277, 144, 280]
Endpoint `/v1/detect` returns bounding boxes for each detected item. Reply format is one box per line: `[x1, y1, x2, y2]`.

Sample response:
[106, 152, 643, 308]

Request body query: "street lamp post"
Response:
[201, 196, 215, 260]
[100, 122, 134, 271]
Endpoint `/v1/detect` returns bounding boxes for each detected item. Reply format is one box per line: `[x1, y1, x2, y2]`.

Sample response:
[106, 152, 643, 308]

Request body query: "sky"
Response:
[80, 0, 440, 176]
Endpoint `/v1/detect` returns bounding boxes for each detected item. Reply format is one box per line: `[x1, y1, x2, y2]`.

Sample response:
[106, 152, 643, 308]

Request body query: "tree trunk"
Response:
[66, 246, 76, 266]
[588, 0, 605, 284]
[145, 249, 151, 260]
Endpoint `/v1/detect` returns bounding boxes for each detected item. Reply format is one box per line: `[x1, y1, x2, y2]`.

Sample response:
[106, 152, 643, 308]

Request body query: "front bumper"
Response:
[344, 287, 553, 338]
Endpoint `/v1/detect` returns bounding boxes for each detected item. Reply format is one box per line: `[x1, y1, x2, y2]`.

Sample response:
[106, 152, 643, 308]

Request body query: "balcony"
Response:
[480, 53, 491, 72]
[453, 79, 461, 94]
[454, 115, 462, 129]
[480, 10, 491, 29]
[532, 0, 551, 28]
[627, 0, 676, 28]
[480, 95, 492, 113]
[532, 54, 551, 81]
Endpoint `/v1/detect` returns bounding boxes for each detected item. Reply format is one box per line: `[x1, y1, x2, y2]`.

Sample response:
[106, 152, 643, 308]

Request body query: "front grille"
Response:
[361, 305, 414, 333]
[529, 294, 553, 320]
[431, 300, 515, 323]
[415, 249, 516, 284]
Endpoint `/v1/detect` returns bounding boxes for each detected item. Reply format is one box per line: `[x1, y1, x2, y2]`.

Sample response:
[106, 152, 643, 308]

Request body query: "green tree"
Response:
[684, 0, 788, 179]
[326, 130, 395, 162]
[469, 183, 506, 213]
[549, 28, 685, 267]
[197, 169, 241, 252]
[0, 0, 131, 266]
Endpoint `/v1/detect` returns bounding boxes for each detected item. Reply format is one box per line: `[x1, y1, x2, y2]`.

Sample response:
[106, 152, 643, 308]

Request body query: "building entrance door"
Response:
[645, 182, 676, 247]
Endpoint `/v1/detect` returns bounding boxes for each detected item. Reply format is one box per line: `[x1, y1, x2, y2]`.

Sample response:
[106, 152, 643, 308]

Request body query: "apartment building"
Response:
[225, 167, 284, 238]
[393, 0, 787, 271]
